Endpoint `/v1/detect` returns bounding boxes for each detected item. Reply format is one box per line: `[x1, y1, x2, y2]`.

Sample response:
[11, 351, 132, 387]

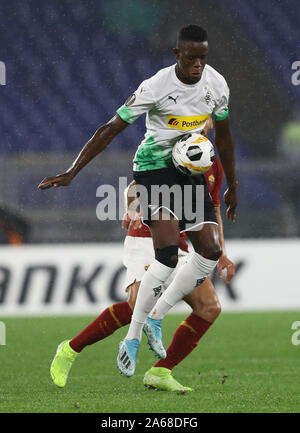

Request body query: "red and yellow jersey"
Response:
[203, 156, 223, 208]
[126, 156, 223, 252]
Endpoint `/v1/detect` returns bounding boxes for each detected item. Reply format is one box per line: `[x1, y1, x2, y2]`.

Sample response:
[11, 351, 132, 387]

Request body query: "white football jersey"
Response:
[116, 64, 229, 172]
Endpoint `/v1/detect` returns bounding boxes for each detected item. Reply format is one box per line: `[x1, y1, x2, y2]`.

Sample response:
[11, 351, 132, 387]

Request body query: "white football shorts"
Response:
[123, 235, 189, 292]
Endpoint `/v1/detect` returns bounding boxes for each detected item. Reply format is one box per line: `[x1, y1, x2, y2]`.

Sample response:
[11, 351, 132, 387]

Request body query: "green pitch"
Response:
[0, 311, 300, 413]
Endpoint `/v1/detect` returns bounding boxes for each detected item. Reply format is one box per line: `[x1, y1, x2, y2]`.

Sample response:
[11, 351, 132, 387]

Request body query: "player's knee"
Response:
[204, 300, 222, 322]
[201, 243, 222, 261]
[193, 299, 221, 322]
[155, 245, 178, 268]
[209, 300, 222, 321]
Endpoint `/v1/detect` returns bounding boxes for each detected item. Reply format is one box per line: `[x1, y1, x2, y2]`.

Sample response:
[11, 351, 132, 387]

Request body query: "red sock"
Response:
[69, 302, 132, 353]
[155, 313, 212, 370]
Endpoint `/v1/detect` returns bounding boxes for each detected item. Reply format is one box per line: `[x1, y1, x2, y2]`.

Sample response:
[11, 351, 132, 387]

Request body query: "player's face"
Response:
[173, 41, 208, 84]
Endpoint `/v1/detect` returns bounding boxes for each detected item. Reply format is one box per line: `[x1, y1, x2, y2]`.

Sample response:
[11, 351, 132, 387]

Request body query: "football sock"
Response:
[69, 301, 132, 353]
[155, 313, 212, 370]
[150, 253, 217, 320]
[125, 259, 174, 341]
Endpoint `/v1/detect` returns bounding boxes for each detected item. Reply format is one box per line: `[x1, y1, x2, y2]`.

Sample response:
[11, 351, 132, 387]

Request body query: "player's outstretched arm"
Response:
[214, 118, 237, 222]
[38, 114, 129, 190]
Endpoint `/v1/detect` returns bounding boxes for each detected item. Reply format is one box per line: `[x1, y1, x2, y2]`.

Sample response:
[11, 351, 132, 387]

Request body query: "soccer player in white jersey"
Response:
[38, 25, 237, 378]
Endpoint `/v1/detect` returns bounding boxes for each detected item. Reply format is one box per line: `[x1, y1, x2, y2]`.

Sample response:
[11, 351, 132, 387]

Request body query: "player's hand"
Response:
[37, 172, 74, 190]
[121, 211, 143, 231]
[202, 117, 213, 137]
[217, 254, 235, 283]
[223, 186, 237, 222]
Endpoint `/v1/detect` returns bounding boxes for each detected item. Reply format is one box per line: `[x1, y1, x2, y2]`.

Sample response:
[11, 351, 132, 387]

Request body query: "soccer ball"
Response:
[172, 133, 215, 176]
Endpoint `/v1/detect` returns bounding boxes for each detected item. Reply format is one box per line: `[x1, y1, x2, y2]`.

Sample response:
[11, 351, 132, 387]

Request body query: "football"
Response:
[172, 133, 215, 176]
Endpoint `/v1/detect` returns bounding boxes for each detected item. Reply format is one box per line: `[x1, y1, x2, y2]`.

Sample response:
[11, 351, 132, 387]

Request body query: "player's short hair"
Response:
[177, 25, 208, 46]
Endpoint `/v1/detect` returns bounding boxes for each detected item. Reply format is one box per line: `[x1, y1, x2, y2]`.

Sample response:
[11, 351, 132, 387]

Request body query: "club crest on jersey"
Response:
[167, 114, 210, 131]
[208, 174, 215, 185]
[204, 88, 215, 109]
[205, 90, 212, 104]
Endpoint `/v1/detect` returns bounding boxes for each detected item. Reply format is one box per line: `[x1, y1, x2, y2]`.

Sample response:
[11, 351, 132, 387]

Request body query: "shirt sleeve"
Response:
[210, 157, 223, 206]
[116, 80, 157, 124]
[211, 79, 230, 121]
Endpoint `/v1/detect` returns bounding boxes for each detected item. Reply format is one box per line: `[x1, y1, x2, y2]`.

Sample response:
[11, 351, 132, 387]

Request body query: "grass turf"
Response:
[0, 311, 300, 413]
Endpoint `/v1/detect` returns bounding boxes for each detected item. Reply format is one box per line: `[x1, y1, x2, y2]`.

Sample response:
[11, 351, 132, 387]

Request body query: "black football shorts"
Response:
[133, 166, 217, 233]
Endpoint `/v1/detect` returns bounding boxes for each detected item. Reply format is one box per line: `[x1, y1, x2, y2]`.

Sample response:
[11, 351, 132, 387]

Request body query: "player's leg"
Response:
[117, 169, 220, 376]
[145, 278, 220, 386]
[50, 284, 138, 388]
[69, 301, 133, 354]
[151, 223, 221, 316]
[50, 234, 151, 387]
[144, 278, 221, 392]
[50, 291, 134, 388]
[117, 214, 180, 376]
[144, 223, 221, 353]
[127, 280, 140, 311]
[128, 213, 180, 336]
[68, 280, 140, 354]
[145, 172, 221, 326]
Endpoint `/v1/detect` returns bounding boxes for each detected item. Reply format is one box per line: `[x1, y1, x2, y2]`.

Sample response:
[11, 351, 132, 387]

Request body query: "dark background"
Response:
[1, 0, 299, 243]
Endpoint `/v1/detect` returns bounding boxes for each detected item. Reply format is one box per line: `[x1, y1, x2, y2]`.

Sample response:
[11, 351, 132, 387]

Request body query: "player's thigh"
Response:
[127, 280, 141, 311]
[183, 277, 221, 317]
[149, 211, 180, 249]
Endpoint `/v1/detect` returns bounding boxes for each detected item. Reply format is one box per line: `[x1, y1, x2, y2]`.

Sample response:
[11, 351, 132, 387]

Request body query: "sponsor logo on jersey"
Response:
[168, 95, 179, 104]
[168, 117, 179, 126]
[167, 114, 210, 130]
